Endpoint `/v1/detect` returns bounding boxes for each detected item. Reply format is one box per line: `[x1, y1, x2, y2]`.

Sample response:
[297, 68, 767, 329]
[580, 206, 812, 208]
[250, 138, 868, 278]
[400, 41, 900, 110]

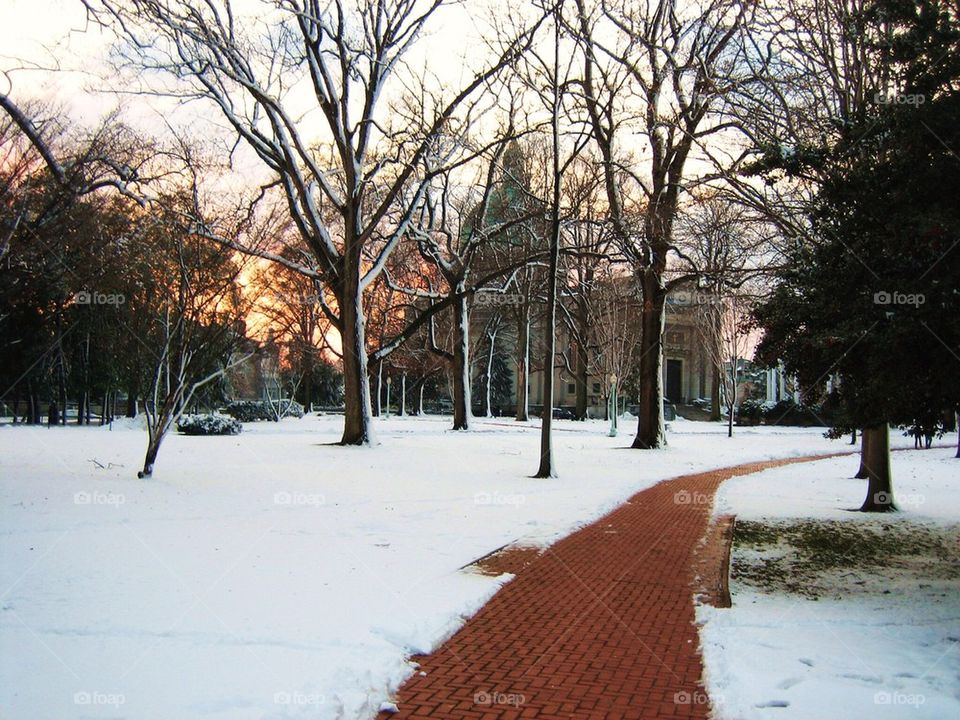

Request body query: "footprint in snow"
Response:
[754, 700, 790, 708]
[797, 658, 815, 667]
[840, 673, 883, 684]
[776, 677, 803, 690]
[755, 700, 790, 708]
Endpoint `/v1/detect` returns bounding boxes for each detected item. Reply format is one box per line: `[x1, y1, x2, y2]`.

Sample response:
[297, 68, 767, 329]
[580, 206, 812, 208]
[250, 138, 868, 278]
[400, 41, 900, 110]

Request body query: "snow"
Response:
[0, 414, 924, 719]
[698, 446, 960, 720]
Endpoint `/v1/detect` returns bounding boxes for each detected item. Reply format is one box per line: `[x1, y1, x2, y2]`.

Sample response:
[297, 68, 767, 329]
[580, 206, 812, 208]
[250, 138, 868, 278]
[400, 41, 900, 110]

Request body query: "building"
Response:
[473, 283, 718, 418]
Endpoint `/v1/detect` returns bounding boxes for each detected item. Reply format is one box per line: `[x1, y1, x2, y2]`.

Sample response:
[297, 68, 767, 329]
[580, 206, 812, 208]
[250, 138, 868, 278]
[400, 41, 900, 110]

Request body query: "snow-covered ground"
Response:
[0, 414, 914, 719]
[699, 446, 960, 720]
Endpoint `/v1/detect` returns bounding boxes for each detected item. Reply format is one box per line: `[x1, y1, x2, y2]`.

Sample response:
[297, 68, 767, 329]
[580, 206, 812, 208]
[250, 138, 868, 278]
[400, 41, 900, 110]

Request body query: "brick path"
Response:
[379, 453, 848, 720]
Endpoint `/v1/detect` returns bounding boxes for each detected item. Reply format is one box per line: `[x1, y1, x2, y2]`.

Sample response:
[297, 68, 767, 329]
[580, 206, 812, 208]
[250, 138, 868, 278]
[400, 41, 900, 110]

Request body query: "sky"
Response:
[0, 0, 500, 138]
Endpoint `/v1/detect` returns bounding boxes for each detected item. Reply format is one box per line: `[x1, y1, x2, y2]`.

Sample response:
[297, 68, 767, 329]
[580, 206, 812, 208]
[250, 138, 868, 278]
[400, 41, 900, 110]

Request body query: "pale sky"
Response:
[1, 0, 501, 140]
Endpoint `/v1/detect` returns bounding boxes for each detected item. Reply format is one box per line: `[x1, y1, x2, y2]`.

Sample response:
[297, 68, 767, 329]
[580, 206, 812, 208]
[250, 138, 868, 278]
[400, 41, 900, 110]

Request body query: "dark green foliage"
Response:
[472, 350, 514, 416]
[177, 413, 242, 436]
[753, 0, 960, 433]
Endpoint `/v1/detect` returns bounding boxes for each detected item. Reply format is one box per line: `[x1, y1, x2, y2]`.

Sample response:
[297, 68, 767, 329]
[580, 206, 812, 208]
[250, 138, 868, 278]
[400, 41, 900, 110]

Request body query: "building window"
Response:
[592, 382, 601, 393]
[567, 383, 576, 395]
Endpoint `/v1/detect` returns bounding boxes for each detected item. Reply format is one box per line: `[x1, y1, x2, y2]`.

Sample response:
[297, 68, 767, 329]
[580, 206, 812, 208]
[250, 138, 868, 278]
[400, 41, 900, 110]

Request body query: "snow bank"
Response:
[699, 447, 960, 720]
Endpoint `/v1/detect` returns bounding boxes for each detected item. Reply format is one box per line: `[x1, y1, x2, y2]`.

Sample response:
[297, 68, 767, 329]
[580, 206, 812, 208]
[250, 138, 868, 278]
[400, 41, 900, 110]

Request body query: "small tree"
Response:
[135, 194, 254, 477]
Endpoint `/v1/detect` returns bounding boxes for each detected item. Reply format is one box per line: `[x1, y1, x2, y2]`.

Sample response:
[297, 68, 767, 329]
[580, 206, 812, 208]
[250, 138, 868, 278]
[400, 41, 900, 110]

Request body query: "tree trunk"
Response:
[536, 47, 562, 479]
[58, 359, 67, 426]
[302, 350, 314, 413]
[575, 298, 589, 420]
[30, 384, 41, 425]
[485, 330, 496, 417]
[338, 250, 373, 444]
[139, 432, 164, 478]
[400, 374, 406, 416]
[849, 428, 857, 445]
[710, 364, 722, 421]
[452, 292, 471, 430]
[372, 360, 382, 417]
[126, 384, 138, 418]
[417, 382, 424, 415]
[854, 430, 870, 478]
[859, 424, 895, 512]
[632, 271, 667, 449]
[515, 308, 529, 421]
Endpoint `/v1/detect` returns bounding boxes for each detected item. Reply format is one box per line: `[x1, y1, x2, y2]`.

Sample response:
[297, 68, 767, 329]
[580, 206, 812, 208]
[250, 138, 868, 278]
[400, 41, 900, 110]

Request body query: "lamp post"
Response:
[608, 373, 618, 437]
[385, 376, 392, 419]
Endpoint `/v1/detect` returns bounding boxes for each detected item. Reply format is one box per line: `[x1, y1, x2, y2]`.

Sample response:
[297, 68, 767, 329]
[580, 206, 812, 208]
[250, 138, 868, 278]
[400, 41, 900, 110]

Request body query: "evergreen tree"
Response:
[754, 0, 960, 510]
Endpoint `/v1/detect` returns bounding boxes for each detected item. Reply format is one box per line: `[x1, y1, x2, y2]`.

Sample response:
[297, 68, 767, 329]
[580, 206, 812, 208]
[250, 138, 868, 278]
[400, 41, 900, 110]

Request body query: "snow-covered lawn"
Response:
[699, 446, 960, 720]
[0, 414, 908, 719]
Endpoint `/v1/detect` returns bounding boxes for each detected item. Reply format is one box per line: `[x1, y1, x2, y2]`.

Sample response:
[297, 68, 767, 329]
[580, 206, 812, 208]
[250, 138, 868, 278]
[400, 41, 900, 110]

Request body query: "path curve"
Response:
[378, 452, 854, 720]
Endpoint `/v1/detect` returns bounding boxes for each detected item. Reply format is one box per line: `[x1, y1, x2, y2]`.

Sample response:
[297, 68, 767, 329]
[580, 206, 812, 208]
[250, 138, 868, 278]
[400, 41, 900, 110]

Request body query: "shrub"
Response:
[224, 400, 272, 422]
[223, 399, 304, 422]
[177, 413, 242, 436]
[278, 399, 305, 418]
[737, 398, 765, 425]
[762, 399, 829, 427]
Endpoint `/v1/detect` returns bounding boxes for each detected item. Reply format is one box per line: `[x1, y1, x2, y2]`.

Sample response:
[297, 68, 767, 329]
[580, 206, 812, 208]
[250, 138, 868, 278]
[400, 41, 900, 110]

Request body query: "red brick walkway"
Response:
[379, 453, 848, 720]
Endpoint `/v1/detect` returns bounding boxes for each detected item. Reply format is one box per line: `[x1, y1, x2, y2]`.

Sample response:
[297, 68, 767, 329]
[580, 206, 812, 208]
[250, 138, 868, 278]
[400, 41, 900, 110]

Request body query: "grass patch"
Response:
[732, 519, 959, 599]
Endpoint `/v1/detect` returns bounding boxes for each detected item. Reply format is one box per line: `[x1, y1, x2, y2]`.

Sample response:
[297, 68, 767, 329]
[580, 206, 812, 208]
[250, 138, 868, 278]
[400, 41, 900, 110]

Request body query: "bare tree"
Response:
[378, 116, 549, 430]
[85, 0, 543, 445]
[696, 289, 755, 437]
[135, 192, 256, 478]
[589, 267, 642, 411]
[572, 0, 761, 448]
[556, 154, 611, 420]
[253, 246, 337, 413]
[508, 0, 591, 477]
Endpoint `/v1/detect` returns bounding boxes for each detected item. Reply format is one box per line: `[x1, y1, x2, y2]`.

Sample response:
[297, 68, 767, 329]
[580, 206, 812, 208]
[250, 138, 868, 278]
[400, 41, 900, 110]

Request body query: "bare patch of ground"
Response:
[731, 518, 960, 601]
